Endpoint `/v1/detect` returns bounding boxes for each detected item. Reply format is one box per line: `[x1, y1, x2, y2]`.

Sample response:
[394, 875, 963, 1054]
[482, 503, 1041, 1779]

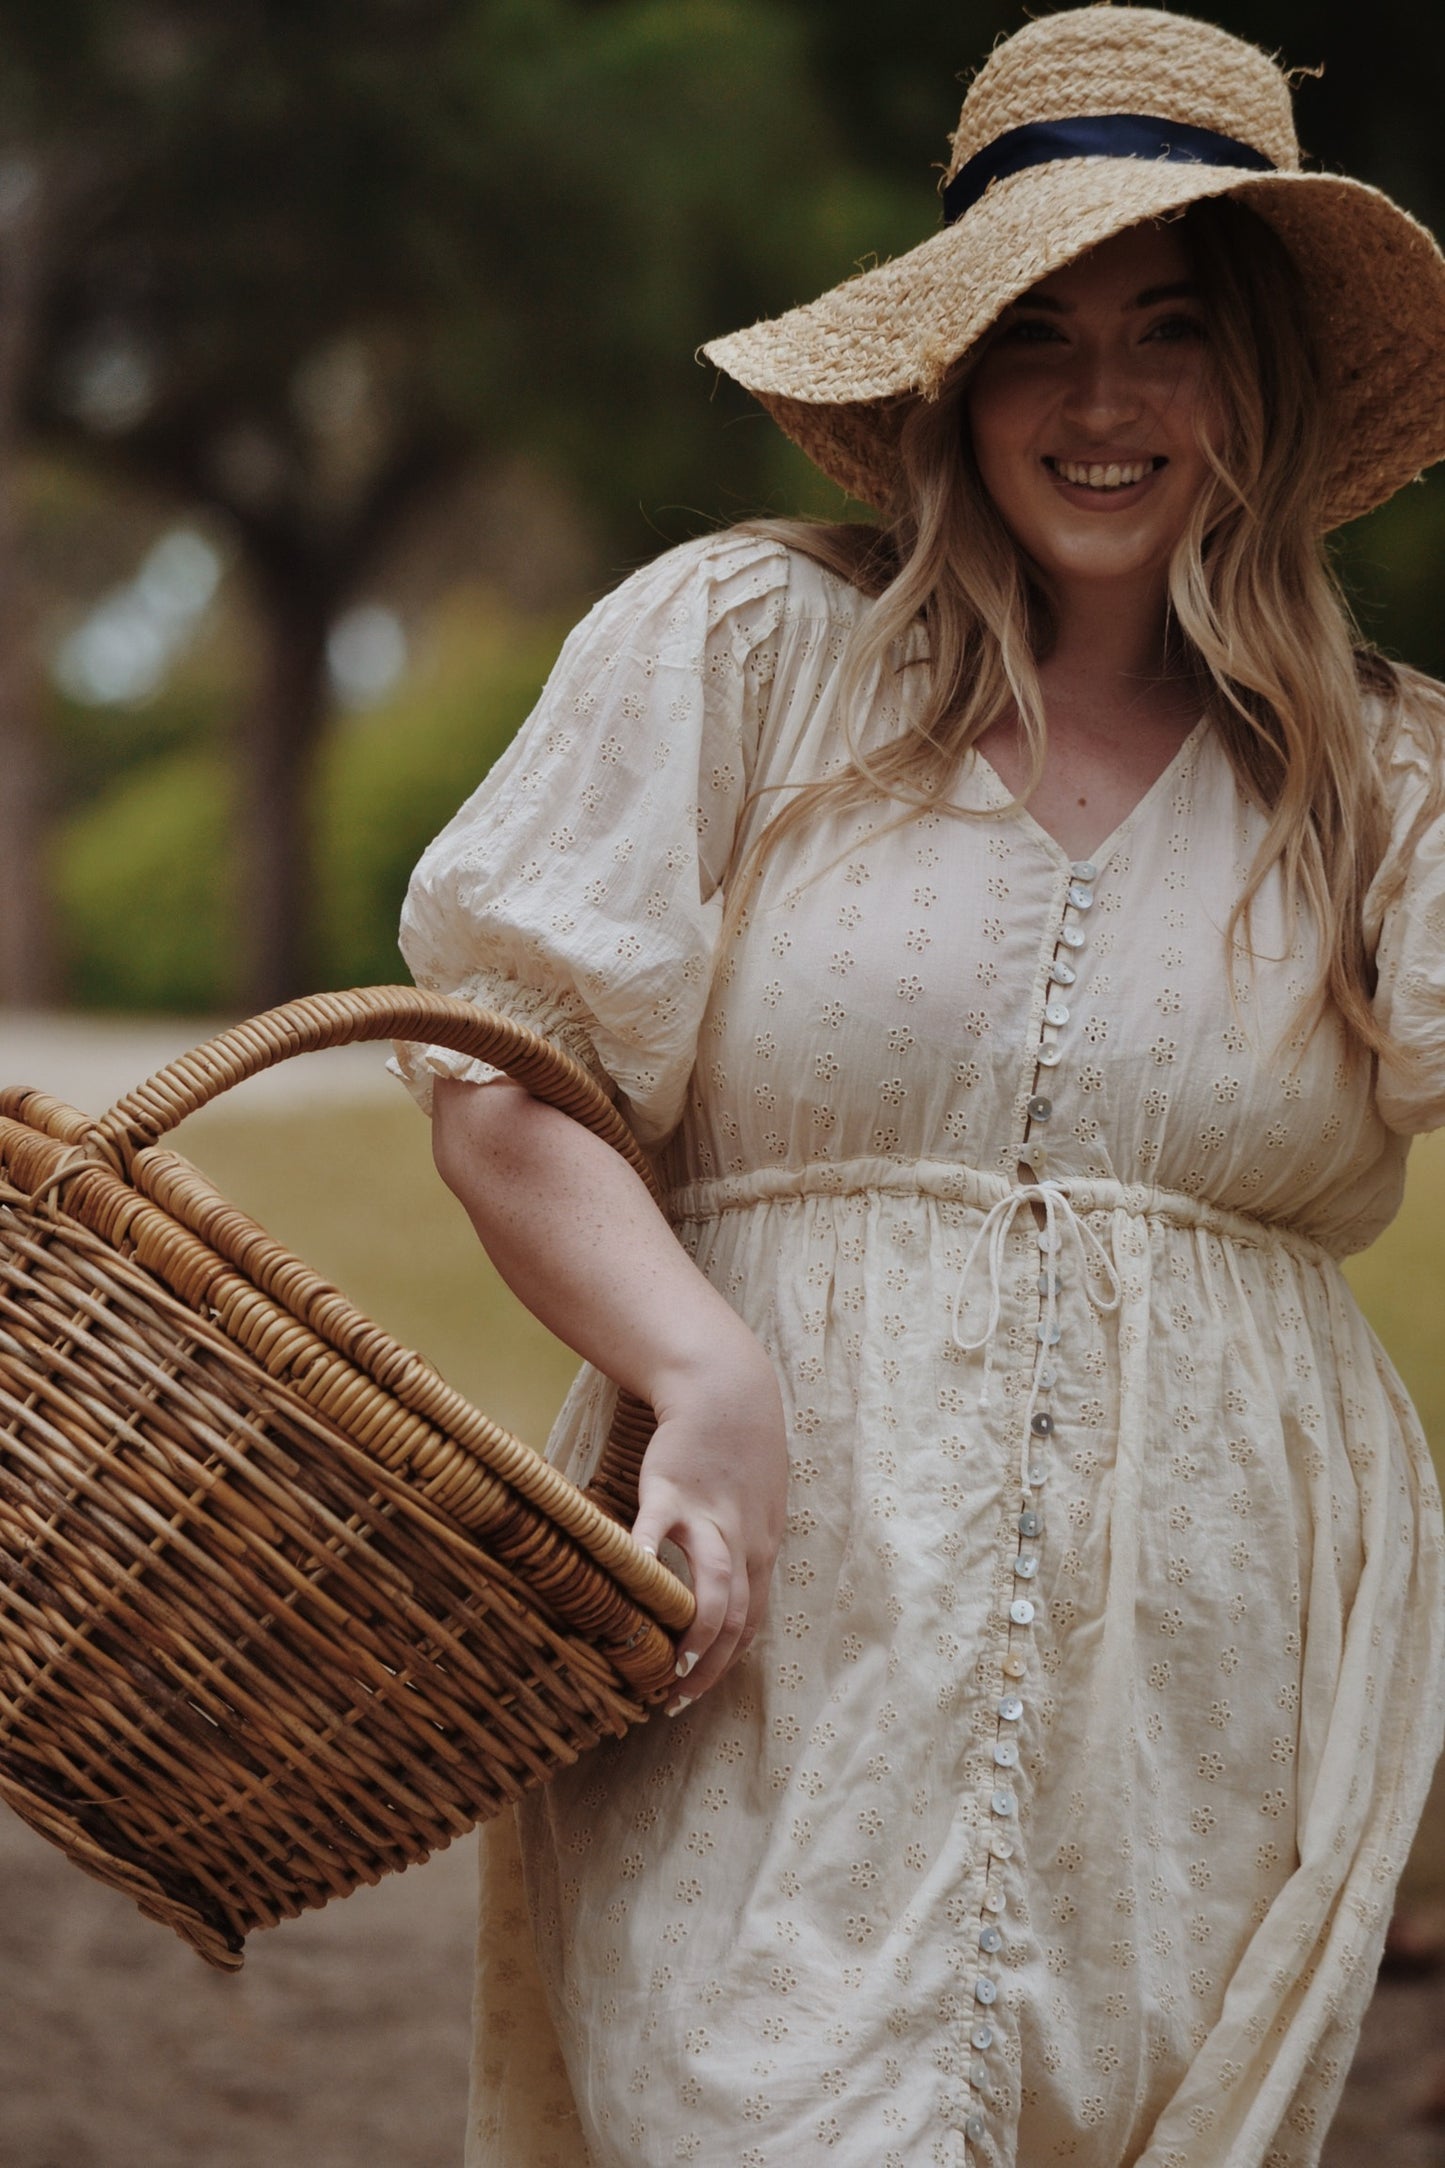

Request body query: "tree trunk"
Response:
[236, 570, 333, 1011]
[0, 158, 55, 1010]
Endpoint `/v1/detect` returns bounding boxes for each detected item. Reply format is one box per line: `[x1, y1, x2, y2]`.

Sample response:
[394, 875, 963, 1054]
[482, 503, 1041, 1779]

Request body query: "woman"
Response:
[394, 9, 1445, 2163]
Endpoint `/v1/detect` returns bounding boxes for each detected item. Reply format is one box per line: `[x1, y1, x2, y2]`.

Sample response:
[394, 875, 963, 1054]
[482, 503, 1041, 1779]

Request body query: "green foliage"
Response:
[54, 747, 237, 1012]
[50, 595, 567, 1011]
[311, 603, 565, 989]
[28, 0, 1445, 1012]
[23, 0, 905, 558]
[1333, 471, 1445, 683]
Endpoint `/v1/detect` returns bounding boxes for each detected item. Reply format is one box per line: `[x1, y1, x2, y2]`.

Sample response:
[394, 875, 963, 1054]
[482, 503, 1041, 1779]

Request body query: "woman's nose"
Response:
[1061, 349, 1145, 431]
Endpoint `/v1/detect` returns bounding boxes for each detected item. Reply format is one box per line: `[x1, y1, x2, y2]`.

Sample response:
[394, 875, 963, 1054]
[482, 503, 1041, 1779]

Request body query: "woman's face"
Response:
[966, 220, 1220, 604]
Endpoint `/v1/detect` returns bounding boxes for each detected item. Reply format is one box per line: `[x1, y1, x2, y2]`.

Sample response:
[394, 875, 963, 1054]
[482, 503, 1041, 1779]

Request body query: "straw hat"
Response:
[703, 5, 1445, 529]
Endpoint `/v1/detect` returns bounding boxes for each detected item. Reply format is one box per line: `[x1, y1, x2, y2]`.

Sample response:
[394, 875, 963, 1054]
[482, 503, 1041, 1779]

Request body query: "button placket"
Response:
[965, 861, 1099, 2158]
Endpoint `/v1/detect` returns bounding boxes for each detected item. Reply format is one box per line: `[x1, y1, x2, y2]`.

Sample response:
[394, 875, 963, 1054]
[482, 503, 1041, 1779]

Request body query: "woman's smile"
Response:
[1045, 453, 1163, 489]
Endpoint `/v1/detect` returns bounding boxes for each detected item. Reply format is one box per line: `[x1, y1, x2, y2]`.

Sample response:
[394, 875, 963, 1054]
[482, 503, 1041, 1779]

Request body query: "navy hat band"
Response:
[942, 113, 1276, 225]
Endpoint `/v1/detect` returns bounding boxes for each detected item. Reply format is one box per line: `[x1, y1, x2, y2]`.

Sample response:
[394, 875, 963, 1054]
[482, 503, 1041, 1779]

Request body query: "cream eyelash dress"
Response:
[394, 530, 1445, 2168]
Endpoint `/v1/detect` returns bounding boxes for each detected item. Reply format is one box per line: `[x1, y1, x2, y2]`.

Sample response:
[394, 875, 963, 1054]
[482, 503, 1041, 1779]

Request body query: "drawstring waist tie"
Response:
[949, 1181, 1121, 1497]
[662, 1155, 1337, 1501]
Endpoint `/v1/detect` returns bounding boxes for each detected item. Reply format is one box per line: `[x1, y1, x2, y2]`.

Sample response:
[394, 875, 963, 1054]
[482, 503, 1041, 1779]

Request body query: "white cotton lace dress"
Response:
[393, 531, 1445, 2168]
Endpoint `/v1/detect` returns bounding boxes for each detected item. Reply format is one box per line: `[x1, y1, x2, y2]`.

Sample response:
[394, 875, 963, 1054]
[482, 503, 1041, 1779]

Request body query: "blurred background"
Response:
[0, 0, 1443, 2161]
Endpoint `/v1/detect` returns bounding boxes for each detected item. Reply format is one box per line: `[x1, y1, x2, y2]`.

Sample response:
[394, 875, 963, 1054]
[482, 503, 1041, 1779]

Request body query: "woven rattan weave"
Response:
[0, 987, 692, 1970]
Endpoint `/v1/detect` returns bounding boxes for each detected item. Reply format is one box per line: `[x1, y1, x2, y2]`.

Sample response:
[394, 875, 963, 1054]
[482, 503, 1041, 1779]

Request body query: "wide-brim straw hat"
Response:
[703, 5, 1445, 530]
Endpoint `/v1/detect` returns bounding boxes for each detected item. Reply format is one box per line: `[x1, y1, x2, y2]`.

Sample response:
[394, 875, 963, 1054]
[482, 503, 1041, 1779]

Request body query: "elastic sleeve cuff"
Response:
[388, 967, 611, 1116]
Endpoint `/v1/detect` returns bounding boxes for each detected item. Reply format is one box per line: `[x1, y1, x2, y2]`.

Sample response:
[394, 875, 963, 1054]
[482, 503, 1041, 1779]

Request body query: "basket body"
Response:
[0, 992, 690, 1969]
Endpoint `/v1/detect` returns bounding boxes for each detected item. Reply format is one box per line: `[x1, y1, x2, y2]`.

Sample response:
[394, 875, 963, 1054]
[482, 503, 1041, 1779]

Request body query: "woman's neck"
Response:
[1038, 577, 1184, 735]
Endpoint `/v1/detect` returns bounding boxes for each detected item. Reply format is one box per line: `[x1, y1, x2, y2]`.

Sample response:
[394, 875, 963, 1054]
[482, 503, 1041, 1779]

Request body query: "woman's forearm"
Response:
[429, 1074, 787, 1702]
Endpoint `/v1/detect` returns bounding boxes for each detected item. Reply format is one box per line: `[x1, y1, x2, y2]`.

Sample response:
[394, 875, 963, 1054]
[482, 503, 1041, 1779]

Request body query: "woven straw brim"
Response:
[703, 157, 1445, 530]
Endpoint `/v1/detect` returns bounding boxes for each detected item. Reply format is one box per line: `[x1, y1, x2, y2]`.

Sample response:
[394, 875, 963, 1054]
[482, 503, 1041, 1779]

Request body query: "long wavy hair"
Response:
[732, 195, 1441, 1063]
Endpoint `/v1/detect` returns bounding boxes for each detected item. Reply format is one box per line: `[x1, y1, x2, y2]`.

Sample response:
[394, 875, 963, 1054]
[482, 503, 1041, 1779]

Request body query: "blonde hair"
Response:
[733, 197, 1438, 1062]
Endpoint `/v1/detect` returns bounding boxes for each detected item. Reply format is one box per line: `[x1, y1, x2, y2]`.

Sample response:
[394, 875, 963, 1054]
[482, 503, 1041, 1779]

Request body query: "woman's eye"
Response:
[998, 317, 1065, 345]
[1145, 313, 1207, 343]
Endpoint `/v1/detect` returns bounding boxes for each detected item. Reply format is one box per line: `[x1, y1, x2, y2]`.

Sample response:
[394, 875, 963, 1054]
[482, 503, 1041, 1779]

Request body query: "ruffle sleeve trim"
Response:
[388, 966, 611, 1118]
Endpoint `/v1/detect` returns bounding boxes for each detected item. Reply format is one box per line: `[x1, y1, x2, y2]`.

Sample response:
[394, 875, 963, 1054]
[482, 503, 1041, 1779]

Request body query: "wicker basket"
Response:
[0, 987, 692, 1970]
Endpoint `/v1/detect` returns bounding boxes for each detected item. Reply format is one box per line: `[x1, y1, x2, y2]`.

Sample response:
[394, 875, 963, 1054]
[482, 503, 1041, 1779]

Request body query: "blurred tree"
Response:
[0, 8, 129, 1008]
[12, 0, 1445, 1015]
[0, 160, 58, 1008]
[14, 0, 884, 1008]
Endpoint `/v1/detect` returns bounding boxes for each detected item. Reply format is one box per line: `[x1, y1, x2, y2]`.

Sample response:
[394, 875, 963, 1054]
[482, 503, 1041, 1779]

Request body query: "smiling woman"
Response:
[391, 9, 1445, 2166]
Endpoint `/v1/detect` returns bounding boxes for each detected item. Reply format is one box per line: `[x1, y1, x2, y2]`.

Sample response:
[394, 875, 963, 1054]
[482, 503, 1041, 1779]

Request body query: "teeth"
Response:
[1055, 458, 1154, 489]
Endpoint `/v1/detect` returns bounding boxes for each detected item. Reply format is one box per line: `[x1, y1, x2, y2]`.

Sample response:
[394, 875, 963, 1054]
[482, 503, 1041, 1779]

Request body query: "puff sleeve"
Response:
[1365, 681, 1445, 1135]
[391, 532, 790, 1147]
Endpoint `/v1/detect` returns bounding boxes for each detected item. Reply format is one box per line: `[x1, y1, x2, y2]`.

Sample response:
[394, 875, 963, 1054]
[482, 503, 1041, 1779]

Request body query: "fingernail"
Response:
[665, 1695, 693, 1718]
[674, 1650, 698, 1679]
[637, 1539, 657, 1558]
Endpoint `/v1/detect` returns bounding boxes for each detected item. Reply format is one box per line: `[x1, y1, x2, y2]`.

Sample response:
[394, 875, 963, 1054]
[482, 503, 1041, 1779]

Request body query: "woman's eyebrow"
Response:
[1011, 279, 1202, 315]
[1132, 280, 1201, 306]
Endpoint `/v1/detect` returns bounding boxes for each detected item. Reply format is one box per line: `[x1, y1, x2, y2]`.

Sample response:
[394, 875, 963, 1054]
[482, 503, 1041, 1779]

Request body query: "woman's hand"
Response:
[631, 1350, 788, 1714]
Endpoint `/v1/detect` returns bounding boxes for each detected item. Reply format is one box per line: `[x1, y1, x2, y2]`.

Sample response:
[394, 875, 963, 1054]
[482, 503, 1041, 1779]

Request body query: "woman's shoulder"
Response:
[587, 522, 880, 648]
[1360, 655, 1445, 792]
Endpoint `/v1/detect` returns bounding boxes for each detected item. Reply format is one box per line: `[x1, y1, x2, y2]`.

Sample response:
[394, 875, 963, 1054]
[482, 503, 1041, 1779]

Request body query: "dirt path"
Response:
[4, 1790, 1445, 2166]
[0, 1807, 475, 2168]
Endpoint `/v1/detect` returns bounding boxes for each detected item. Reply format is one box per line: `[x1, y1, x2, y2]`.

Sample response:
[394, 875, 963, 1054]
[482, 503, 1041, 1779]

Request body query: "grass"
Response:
[178, 1096, 581, 1451]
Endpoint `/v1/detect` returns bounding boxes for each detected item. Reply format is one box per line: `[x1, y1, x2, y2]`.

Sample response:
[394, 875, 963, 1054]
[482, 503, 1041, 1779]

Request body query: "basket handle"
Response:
[96, 986, 660, 1201]
[94, 986, 663, 1521]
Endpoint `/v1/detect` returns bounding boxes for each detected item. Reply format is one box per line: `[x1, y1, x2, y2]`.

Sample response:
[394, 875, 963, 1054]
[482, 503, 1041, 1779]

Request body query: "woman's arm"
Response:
[431, 1075, 788, 1708]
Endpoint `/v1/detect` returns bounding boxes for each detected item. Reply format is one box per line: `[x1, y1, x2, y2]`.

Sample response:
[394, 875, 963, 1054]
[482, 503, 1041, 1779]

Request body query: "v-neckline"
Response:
[968, 715, 1210, 873]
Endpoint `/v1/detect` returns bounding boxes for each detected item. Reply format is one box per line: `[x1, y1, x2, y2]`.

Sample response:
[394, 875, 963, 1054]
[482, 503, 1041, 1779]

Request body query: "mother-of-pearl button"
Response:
[1061, 924, 1085, 949]
[1050, 958, 1077, 986]
[1037, 1043, 1063, 1067]
[971, 2023, 994, 2050]
[1009, 1597, 1036, 1625]
[1044, 1001, 1070, 1027]
[1071, 859, 1098, 882]
[1067, 883, 1094, 910]
[999, 1694, 1024, 1720]
[993, 1739, 1018, 1766]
